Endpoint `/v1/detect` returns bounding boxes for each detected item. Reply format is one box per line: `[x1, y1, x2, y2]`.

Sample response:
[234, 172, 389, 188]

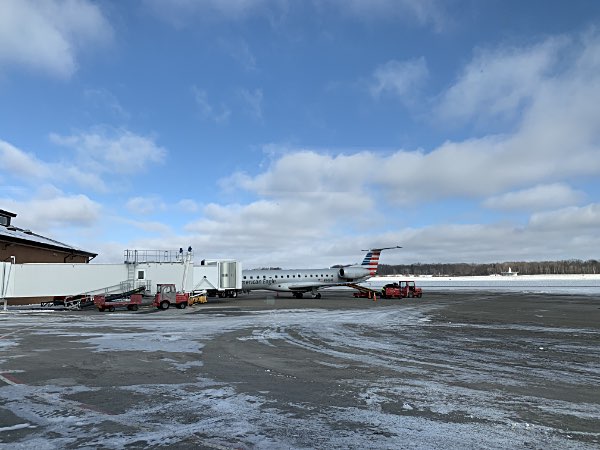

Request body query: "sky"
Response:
[1, 0, 600, 269]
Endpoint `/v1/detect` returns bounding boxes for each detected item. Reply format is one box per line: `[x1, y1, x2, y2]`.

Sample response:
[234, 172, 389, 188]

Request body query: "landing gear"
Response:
[311, 292, 322, 299]
[293, 292, 304, 299]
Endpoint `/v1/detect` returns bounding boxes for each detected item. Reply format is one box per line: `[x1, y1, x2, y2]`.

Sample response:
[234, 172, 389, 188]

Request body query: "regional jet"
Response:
[241, 246, 401, 298]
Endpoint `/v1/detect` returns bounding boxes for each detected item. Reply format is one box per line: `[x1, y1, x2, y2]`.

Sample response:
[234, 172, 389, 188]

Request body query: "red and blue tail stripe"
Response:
[361, 250, 381, 275]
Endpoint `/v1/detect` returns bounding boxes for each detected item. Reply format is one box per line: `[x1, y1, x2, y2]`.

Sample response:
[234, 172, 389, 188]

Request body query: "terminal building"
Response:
[0, 209, 97, 264]
[0, 209, 241, 308]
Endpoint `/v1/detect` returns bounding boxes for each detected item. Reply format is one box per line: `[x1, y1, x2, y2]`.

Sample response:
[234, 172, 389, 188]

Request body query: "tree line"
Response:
[377, 260, 600, 276]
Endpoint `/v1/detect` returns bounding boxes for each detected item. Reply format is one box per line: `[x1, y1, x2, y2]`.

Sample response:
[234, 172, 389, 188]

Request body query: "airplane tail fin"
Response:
[357, 246, 402, 276]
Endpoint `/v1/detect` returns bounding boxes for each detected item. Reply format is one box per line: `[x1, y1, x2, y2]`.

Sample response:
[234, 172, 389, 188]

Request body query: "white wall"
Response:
[2, 259, 236, 298]
[192, 260, 242, 291]
[5, 262, 193, 298]
[192, 265, 220, 290]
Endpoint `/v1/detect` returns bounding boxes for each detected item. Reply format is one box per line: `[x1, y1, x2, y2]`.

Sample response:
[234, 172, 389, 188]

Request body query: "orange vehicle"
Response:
[152, 283, 190, 310]
[94, 293, 142, 312]
[380, 281, 422, 299]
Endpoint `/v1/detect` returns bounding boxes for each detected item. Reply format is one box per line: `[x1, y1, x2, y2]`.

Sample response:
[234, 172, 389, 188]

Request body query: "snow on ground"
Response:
[0, 304, 599, 449]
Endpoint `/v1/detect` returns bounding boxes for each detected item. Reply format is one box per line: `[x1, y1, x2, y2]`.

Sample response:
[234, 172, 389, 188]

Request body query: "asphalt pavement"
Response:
[0, 290, 598, 449]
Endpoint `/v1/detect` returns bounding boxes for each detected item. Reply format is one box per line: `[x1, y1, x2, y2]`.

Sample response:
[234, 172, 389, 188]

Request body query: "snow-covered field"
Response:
[366, 274, 600, 295]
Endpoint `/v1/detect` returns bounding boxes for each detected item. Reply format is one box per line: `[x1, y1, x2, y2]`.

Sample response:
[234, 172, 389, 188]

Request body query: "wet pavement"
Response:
[0, 291, 599, 449]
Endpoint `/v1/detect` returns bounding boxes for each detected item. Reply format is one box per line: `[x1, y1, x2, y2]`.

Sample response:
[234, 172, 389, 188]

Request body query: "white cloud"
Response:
[0, 0, 112, 78]
[1, 190, 102, 231]
[327, 0, 447, 31]
[84, 88, 130, 119]
[483, 184, 585, 211]
[126, 196, 167, 216]
[529, 203, 600, 232]
[239, 88, 264, 120]
[145, 0, 446, 31]
[436, 36, 568, 125]
[177, 199, 199, 213]
[369, 58, 429, 104]
[122, 218, 172, 235]
[191, 86, 231, 123]
[219, 38, 258, 71]
[50, 128, 167, 175]
[0, 139, 51, 178]
[0, 138, 108, 191]
[145, 0, 286, 27]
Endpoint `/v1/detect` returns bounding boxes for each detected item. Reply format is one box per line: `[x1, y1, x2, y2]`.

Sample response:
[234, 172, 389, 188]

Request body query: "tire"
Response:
[160, 301, 170, 310]
[108, 306, 115, 312]
[230, 291, 238, 298]
[131, 304, 139, 311]
[99, 307, 105, 312]
[179, 302, 187, 309]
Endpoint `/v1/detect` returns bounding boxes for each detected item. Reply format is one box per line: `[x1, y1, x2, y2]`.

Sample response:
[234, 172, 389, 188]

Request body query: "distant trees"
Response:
[377, 259, 600, 276]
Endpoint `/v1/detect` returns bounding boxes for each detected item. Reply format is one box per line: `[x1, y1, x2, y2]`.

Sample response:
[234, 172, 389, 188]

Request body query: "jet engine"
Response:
[338, 267, 371, 280]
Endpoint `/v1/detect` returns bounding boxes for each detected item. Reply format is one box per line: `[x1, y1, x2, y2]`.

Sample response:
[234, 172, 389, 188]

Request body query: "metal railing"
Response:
[124, 249, 192, 264]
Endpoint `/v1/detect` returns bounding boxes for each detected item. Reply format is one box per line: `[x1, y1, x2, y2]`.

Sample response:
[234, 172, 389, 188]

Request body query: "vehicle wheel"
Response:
[315, 293, 321, 299]
[99, 307, 105, 312]
[179, 302, 187, 309]
[417, 293, 422, 298]
[108, 306, 115, 312]
[160, 301, 170, 310]
[230, 291, 238, 298]
[131, 304, 139, 311]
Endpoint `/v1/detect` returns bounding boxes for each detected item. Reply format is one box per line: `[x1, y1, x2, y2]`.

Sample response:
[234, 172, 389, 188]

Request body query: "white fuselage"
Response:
[241, 267, 370, 293]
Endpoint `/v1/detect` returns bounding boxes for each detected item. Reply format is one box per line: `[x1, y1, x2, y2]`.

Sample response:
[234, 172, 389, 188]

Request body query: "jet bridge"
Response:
[0, 250, 241, 308]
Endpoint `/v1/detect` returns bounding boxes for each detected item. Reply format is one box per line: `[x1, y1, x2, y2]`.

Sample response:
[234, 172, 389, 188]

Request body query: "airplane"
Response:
[241, 246, 401, 298]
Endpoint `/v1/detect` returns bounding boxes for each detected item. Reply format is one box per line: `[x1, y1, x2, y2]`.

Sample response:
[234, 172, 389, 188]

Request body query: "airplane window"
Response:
[287, 275, 290, 278]
[250, 276, 253, 280]
[275, 275, 278, 278]
[263, 275, 266, 279]
[243, 276, 246, 279]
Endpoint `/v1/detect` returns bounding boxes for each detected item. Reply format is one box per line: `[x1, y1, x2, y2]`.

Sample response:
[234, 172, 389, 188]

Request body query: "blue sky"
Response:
[1, 0, 600, 268]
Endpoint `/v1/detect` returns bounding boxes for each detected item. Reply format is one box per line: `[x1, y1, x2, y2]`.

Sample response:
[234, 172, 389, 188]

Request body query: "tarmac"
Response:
[0, 290, 599, 449]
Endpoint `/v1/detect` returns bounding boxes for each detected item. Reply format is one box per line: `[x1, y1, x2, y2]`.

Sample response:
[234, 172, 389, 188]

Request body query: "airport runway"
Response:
[0, 291, 599, 449]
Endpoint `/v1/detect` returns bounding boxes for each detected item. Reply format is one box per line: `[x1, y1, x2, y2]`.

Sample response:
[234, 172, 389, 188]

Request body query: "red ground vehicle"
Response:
[380, 281, 422, 299]
[152, 283, 189, 310]
[94, 293, 142, 312]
